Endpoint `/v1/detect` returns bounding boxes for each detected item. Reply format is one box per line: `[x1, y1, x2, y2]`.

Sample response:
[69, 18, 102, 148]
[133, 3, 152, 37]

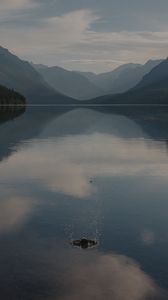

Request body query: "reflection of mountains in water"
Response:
[0, 104, 25, 124]
[1, 105, 168, 163]
[0, 106, 72, 162]
[93, 105, 168, 141]
[0, 105, 26, 162]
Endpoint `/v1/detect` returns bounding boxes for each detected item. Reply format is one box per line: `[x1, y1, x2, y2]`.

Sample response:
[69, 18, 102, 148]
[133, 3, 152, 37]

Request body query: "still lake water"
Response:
[0, 105, 168, 299]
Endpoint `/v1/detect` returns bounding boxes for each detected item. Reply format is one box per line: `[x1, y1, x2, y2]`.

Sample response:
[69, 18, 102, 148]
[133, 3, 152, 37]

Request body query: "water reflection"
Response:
[0, 191, 32, 234]
[1, 106, 168, 163]
[141, 230, 156, 246]
[57, 251, 160, 300]
[0, 106, 168, 299]
[0, 104, 25, 123]
[0, 106, 71, 162]
[0, 235, 165, 300]
[0, 132, 168, 199]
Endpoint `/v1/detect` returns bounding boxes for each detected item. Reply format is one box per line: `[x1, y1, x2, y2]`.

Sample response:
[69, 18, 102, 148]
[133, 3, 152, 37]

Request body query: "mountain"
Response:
[134, 58, 168, 90]
[0, 84, 24, 100]
[80, 60, 162, 94]
[86, 59, 168, 105]
[32, 64, 104, 100]
[81, 63, 140, 92]
[0, 45, 163, 104]
[0, 46, 76, 104]
[33, 60, 161, 100]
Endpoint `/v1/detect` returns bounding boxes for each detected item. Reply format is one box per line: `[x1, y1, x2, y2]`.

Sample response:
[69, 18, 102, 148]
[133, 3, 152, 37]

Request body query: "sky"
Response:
[0, 0, 168, 73]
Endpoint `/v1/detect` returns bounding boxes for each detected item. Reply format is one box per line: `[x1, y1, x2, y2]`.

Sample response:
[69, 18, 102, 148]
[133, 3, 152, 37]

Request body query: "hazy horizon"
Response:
[32, 57, 167, 74]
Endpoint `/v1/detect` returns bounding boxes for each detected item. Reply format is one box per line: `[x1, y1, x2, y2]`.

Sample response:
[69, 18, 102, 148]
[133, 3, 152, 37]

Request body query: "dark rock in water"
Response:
[71, 238, 98, 249]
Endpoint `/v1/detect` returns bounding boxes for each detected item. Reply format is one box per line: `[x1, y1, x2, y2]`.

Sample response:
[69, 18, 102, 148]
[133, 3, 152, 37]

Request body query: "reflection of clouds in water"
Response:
[0, 240, 165, 300]
[47, 250, 162, 300]
[0, 191, 32, 233]
[1, 133, 168, 198]
[141, 230, 156, 246]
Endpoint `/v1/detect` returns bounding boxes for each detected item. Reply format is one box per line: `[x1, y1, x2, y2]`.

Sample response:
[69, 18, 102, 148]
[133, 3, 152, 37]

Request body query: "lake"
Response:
[0, 105, 168, 299]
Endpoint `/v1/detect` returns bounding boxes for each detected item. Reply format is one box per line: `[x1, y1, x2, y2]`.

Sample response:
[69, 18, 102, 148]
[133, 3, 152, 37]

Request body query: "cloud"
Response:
[1, 0, 30, 10]
[0, 0, 37, 19]
[0, 8, 167, 72]
[0, 10, 99, 61]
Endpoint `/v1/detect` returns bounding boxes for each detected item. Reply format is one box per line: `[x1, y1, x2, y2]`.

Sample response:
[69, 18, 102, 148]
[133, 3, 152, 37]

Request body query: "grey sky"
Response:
[0, 0, 168, 72]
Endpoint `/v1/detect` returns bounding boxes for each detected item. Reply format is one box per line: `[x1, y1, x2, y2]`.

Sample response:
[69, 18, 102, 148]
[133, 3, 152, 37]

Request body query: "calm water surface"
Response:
[0, 106, 168, 299]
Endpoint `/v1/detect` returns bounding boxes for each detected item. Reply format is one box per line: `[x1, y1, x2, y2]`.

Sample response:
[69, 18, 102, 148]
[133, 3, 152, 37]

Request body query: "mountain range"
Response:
[88, 58, 168, 104]
[32, 63, 104, 100]
[32, 60, 162, 99]
[0, 45, 167, 105]
[0, 46, 76, 104]
[80, 60, 162, 94]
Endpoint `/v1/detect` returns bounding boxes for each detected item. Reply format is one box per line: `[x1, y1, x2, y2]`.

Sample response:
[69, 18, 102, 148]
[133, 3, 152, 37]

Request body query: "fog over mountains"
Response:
[0, 45, 167, 105]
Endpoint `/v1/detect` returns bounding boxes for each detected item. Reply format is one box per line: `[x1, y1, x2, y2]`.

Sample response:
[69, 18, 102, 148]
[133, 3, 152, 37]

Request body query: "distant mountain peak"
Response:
[135, 58, 168, 90]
